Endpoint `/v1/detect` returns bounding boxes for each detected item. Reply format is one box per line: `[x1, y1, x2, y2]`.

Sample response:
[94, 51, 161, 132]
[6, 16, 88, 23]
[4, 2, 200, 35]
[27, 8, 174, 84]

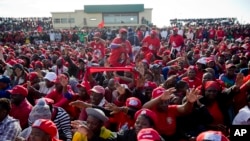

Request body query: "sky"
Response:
[0, 0, 249, 27]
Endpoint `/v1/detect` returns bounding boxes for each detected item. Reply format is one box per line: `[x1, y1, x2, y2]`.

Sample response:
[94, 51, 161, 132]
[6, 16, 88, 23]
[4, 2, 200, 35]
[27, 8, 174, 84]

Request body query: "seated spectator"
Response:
[29, 119, 61, 141]
[19, 98, 52, 140]
[72, 108, 115, 141]
[0, 75, 11, 98]
[8, 85, 33, 129]
[0, 98, 21, 140]
[233, 95, 250, 125]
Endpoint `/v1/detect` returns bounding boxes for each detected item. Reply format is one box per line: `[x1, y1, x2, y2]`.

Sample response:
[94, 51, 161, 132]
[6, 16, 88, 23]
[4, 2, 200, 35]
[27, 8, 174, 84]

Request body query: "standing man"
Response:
[168, 28, 184, 59]
[142, 30, 161, 55]
[109, 28, 132, 67]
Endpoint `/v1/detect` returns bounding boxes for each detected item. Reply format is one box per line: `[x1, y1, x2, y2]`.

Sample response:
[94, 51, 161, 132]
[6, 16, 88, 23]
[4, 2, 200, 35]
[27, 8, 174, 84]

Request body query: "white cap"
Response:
[44, 72, 57, 82]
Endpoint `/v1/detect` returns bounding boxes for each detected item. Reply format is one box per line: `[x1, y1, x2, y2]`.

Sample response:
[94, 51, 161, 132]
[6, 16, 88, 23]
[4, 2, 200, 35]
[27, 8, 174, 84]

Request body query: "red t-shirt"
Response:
[10, 99, 33, 129]
[142, 36, 160, 54]
[216, 30, 225, 40]
[209, 29, 216, 39]
[169, 35, 184, 48]
[109, 38, 132, 67]
[207, 102, 224, 125]
[90, 41, 105, 58]
[182, 77, 202, 88]
[152, 105, 179, 136]
[45, 85, 78, 118]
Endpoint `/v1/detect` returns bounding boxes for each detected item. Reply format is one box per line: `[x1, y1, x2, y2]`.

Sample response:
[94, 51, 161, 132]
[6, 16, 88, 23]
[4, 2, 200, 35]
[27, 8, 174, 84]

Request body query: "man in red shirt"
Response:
[216, 27, 225, 42]
[168, 28, 184, 59]
[143, 87, 199, 140]
[109, 28, 132, 67]
[45, 74, 77, 119]
[8, 85, 33, 129]
[88, 32, 106, 62]
[209, 27, 216, 40]
[141, 30, 160, 55]
[182, 66, 202, 89]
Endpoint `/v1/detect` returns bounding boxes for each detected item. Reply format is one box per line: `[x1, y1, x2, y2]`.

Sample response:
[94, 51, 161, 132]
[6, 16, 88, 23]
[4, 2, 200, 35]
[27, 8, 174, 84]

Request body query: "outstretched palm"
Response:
[186, 88, 200, 103]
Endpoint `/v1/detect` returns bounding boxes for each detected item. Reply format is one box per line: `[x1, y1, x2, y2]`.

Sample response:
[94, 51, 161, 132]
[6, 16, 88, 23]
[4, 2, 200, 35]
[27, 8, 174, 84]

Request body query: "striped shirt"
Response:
[52, 106, 72, 141]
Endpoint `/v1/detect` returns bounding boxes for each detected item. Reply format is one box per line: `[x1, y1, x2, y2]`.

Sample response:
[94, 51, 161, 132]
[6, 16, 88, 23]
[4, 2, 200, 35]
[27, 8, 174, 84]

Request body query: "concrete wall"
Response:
[51, 8, 152, 29]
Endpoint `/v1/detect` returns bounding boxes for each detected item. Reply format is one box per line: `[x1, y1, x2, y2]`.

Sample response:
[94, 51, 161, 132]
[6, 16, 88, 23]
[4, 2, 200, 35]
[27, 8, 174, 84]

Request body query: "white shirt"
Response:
[39, 81, 55, 95]
[233, 106, 250, 125]
[178, 29, 184, 36]
[161, 30, 168, 39]
[186, 32, 194, 40]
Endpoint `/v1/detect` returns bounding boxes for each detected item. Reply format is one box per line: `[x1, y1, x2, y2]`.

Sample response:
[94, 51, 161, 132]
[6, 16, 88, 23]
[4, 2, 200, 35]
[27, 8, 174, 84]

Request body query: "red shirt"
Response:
[45, 85, 77, 118]
[182, 77, 202, 88]
[142, 36, 160, 54]
[90, 41, 105, 58]
[216, 29, 225, 40]
[169, 35, 184, 48]
[109, 112, 135, 131]
[209, 29, 216, 39]
[152, 105, 179, 136]
[207, 102, 224, 125]
[10, 99, 33, 129]
[109, 38, 132, 67]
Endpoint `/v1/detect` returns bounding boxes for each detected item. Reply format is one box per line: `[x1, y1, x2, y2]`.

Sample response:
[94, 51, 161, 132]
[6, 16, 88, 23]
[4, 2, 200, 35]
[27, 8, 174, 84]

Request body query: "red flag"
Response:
[98, 21, 105, 28]
[37, 25, 43, 32]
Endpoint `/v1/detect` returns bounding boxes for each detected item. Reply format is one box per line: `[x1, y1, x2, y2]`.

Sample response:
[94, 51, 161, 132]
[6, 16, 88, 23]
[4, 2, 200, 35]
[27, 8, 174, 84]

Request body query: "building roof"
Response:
[84, 4, 144, 13]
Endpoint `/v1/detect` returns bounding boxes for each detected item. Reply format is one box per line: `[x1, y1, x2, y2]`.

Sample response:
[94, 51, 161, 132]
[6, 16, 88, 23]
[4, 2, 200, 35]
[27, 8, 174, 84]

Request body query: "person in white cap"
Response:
[28, 72, 57, 98]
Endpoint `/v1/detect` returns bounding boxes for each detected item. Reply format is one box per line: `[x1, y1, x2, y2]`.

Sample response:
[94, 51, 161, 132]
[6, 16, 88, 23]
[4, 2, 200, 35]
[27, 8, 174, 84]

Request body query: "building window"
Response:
[53, 18, 60, 24]
[61, 18, 68, 23]
[103, 13, 138, 24]
[68, 18, 75, 23]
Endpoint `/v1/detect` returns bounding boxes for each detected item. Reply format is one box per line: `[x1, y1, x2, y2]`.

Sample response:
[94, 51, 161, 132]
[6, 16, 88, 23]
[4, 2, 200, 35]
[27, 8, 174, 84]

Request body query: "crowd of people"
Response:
[0, 19, 250, 141]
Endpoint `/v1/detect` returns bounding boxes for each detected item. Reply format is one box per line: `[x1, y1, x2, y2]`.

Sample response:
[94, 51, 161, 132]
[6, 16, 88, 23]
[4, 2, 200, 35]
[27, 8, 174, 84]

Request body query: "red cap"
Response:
[32, 119, 61, 141]
[7, 85, 28, 97]
[135, 109, 157, 126]
[137, 128, 161, 141]
[16, 59, 25, 65]
[150, 30, 157, 35]
[151, 87, 165, 99]
[89, 85, 105, 95]
[163, 50, 170, 56]
[204, 81, 220, 91]
[226, 63, 236, 69]
[94, 32, 101, 37]
[119, 28, 128, 34]
[77, 81, 86, 88]
[29, 72, 39, 81]
[196, 130, 229, 141]
[125, 97, 142, 109]
[35, 61, 44, 68]
[144, 81, 157, 89]
[7, 59, 17, 66]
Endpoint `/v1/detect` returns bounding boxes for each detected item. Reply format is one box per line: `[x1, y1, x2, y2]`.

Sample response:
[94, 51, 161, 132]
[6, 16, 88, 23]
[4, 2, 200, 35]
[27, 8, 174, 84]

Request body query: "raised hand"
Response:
[186, 88, 200, 103]
[235, 73, 244, 88]
[69, 100, 91, 109]
[104, 103, 120, 115]
[160, 87, 176, 101]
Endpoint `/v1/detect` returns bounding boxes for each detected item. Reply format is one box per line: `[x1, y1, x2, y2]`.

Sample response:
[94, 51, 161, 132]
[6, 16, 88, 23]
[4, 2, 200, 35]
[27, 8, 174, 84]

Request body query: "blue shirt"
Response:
[0, 85, 11, 99]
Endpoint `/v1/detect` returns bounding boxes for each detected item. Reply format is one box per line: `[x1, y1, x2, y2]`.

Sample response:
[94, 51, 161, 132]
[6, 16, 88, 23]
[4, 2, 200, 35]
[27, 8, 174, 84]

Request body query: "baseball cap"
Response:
[151, 87, 165, 99]
[86, 108, 108, 122]
[32, 119, 61, 141]
[126, 97, 142, 109]
[144, 81, 157, 90]
[28, 72, 39, 81]
[89, 85, 105, 95]
[137, 128, 161, 141]
[119, 28, 128, 34]
[7, 85, 28, 97]
[226, 63, 236, 69]
[135, 109, 157, 126]
[196, 130, 229, 141]
[0, 75, 11, 83]
[44, 72, 57, 82]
